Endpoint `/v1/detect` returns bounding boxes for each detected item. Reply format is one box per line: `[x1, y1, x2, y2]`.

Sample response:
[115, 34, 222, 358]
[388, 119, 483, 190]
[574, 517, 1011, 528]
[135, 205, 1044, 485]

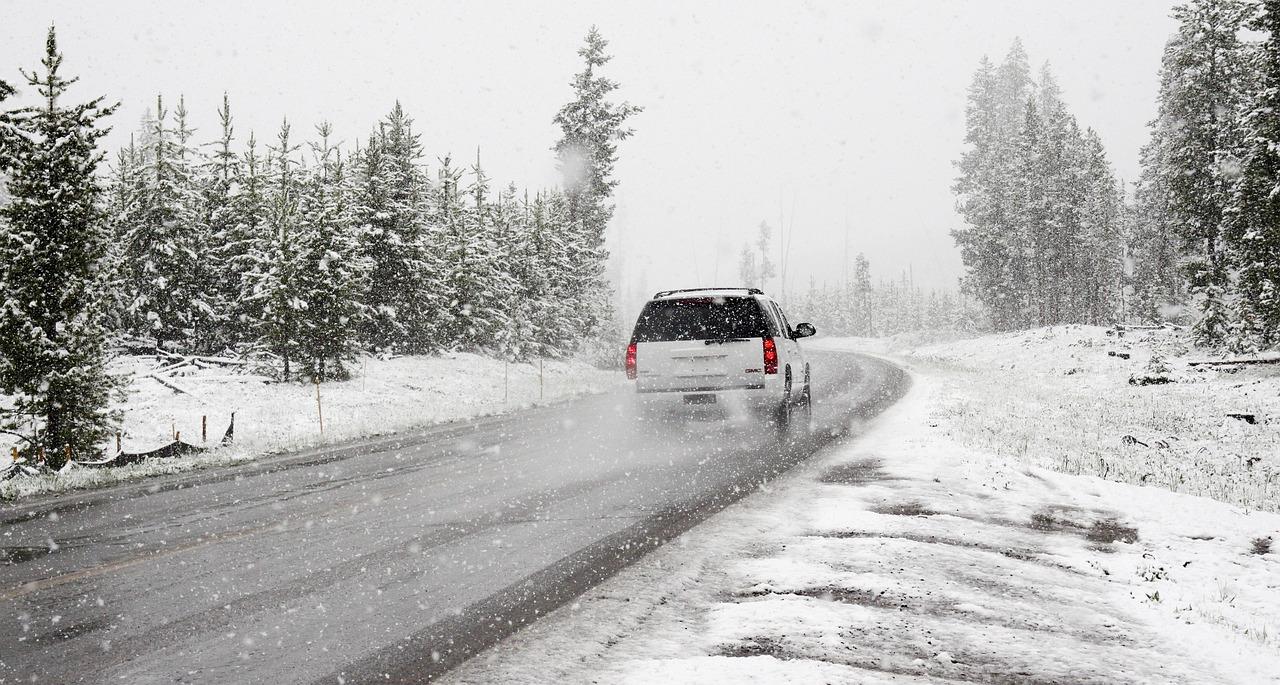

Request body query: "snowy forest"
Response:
[951, 40, 1125, 333]
[953, 0, 1280, 353]
[1130, 0, 1280, 351]
[796, 257, 984, 339]
[0, 26, 638, 459]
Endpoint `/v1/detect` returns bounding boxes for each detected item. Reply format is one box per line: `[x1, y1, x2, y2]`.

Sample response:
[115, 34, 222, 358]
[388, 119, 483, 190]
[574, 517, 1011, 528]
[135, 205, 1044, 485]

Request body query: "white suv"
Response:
[625, 288, 816, 431]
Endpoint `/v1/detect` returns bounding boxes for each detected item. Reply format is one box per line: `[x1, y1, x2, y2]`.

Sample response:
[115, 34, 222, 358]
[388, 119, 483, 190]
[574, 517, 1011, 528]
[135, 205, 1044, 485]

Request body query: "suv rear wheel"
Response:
[773, 367, 794, 439]
[796, 366, 813, 439]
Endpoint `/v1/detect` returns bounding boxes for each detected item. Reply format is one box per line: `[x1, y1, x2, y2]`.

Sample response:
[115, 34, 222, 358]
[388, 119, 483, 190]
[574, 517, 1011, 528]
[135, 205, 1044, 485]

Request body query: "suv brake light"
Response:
[762, 337, 778, 374]
[625, 342, 638, 379]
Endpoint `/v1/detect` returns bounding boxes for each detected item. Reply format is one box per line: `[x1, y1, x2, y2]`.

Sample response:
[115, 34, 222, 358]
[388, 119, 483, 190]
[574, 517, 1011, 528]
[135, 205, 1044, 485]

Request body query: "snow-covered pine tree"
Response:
[248, 120, 304, 379]
[432, 154, 466, 348]
[1008, 97, 1044, 328]
[1129, 86, 1185, 323]
[172, 96, 220, 351]
[522, 190, 577, 356]
[227, 133, 269, 345]
[0, 27, 120, 464]
[293, 123, 368, 381]
[120, 94, 216, 352]
[852, 253, 874, 336]
[453, 153, 515, 351]
[202, 93, 248, 350]
[1159, 0, 1253, 345]
[1227, 0, 1280, 349]
[353, 103, 437, 353]
[956, 42, 1123, 331]
[1076, 129, 1124, 326]
[951, 56, 1007, 326]
[552, 26, 641, 336]
[102, 137, 143, 334]
[1033, 65, 1087, 325]
[541, 189, 587, 354]
[490, 183, 532, 360]
[952, 43, 1034, 331]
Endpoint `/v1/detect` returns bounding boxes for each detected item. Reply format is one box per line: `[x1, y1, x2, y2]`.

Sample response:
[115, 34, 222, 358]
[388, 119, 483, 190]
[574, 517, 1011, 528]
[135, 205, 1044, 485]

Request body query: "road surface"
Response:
[1, 350, 905, 683]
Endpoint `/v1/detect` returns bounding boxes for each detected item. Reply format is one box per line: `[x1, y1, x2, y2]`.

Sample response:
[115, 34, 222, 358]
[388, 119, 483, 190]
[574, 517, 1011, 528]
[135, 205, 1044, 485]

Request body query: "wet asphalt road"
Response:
[0, 350, 906, 684]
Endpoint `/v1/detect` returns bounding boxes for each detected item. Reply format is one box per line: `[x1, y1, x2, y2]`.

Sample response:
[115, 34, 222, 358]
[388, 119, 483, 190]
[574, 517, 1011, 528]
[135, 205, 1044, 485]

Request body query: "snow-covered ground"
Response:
[1, 353, 620, 500]
[896, 325, 1280, 513]
[444, 330, 1280, 684]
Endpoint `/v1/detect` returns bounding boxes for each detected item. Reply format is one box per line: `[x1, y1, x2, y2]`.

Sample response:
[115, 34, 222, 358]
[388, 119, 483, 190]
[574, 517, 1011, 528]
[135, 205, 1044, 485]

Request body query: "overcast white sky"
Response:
[2, 0, 1180, 312]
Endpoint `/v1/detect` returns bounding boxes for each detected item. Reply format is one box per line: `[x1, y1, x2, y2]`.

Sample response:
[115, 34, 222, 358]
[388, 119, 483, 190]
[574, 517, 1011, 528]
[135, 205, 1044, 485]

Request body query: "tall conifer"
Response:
[0, 27, 119, 464]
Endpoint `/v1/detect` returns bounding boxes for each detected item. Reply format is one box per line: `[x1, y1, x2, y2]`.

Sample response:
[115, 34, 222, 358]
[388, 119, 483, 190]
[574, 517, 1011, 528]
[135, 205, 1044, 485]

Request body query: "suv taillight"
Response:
[625, 342, 638, 379]
[762, 337, 778, 374]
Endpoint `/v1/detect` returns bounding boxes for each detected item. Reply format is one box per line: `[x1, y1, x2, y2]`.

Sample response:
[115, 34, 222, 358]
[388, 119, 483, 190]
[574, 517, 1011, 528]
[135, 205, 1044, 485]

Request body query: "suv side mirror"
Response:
[793, 322, 817, 339]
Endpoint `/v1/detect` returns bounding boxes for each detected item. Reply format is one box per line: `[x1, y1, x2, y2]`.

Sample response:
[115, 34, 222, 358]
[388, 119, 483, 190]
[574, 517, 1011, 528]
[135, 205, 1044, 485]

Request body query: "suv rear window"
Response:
[631, 297, 771, 342]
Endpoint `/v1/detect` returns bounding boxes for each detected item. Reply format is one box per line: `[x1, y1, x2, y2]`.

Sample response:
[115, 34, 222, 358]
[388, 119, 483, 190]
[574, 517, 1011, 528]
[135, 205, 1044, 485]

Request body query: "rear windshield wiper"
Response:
[704, 337, 750, 345]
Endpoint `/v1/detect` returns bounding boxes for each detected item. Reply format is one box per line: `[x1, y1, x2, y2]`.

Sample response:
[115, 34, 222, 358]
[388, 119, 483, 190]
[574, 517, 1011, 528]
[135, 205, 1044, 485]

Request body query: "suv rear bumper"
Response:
[636, 382, 765, 393]
[633, 383, 783, 416]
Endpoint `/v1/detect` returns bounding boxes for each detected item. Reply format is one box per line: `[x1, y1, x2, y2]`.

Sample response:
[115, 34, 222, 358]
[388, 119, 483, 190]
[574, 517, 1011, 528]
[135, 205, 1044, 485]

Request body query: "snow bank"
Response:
[817, 325, 1280, 513]
[1, 353, 621, 500]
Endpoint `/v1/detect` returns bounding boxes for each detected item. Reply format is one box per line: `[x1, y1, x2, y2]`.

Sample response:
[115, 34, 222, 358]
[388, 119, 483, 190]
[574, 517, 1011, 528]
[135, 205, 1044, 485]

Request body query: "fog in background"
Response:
[2, 0, 1179, 319]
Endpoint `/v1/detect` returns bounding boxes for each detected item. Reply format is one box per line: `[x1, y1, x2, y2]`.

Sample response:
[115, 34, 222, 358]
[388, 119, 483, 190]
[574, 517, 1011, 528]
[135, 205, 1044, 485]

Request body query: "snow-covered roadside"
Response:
[444, 365, 1280, 683]
[1, 353, 621, 501]
[863, 326, 1280, 513]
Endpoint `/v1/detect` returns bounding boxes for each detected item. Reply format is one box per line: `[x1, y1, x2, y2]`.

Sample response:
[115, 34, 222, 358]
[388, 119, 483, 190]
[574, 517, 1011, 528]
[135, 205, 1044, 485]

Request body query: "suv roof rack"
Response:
[652, 287, 764, 299]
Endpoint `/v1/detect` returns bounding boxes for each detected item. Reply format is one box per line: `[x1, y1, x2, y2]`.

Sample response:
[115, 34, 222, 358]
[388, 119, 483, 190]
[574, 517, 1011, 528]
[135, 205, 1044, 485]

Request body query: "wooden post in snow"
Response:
[315, 379, 325, 435]
[202, 415, 207, 443]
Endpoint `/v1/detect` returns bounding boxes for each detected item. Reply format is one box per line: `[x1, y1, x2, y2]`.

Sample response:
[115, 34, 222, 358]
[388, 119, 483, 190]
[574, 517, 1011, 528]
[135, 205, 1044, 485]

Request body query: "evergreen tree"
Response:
[202, 93, 247, 349]
[103, 137, 142, 333]
[491, 183, 534, 359]
[453, 153, 515, 350]
[1010, 97, 1045, 328]
[225, 132, 269, 346]
[436, 154, 475, 347]
[525, 189, 580, 355]
[955, 43, 1126, 331]
[1130, 101, 1186, 322]
[119, 94, 216, 351]
[552, 26, 641, 334]
[543, 189, 592, 353]
[1159, 0, 1253, 344]
[294, 123, 367, 380]
[852, 253, 874, 336]
[1034, 65, 1086, 325]
[1228, 0, 1280, 348]
[1077, 129, 1124, 325]
[353, 103, 437, 352]
[172, 96, 221, 350]
[248, 120, 304, 378]
[952, 44, 1034, 330]
[0, 27, 120, 464]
